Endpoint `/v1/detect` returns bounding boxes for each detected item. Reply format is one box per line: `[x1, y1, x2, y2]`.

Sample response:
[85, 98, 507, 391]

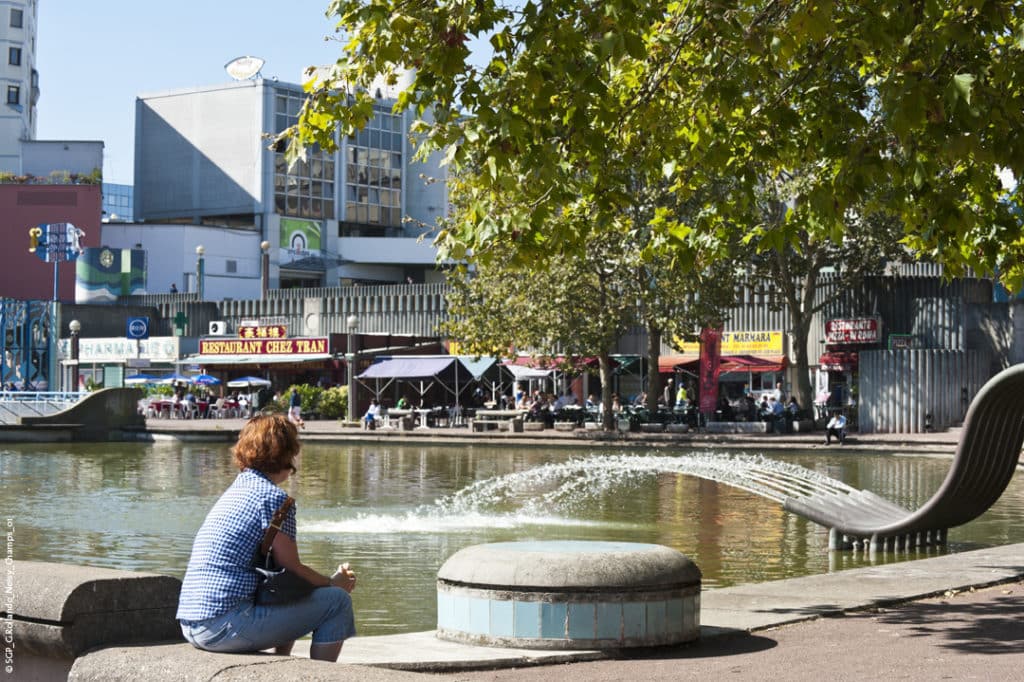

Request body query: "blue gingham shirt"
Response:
[176, 469, 296, 622]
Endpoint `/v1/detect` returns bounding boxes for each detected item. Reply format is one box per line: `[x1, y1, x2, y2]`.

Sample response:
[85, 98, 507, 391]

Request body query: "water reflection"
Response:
[2, 442, 1021, 635]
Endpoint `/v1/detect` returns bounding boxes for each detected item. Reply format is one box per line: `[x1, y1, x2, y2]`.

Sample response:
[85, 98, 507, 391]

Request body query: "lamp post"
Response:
[195, 245, 205, 300]
[69, 319, 80, 393]
[260, 240, 270, 299]
[346, 314, 359, 423]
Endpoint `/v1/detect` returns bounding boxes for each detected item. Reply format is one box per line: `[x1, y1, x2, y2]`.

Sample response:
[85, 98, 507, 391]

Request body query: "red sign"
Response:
[199, 337, 328, 355]
[825, 317, 882, 345]
[238, 324, 288, 339]
[699, 327, 722, 413]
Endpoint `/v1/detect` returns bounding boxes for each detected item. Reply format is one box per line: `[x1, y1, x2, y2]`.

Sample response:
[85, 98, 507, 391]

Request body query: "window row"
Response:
[346, 164, 402, 189]
[346, 186, 399, 207]
[274, 154, 335, 180]
[352, 128, 402, 152]
[274, 195, 336, 220]
[345, 203, 402, 227]
[347, 147, 401, 170]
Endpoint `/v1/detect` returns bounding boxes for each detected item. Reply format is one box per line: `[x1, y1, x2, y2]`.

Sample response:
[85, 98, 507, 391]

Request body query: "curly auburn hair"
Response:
[232, 414, 301, 474]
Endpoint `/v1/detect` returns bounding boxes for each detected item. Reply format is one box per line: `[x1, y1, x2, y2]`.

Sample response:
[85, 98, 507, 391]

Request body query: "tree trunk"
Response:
[790, 313, 815, 417]
[599, 352, 616, 431]
[646, 324, 662, 413]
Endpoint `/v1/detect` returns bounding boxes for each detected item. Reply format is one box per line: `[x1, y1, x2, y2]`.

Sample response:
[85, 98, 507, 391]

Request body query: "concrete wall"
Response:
[21, 141, 103, 177]
[135, 82, 264, 221]
[20, 387, 145, 436]
[99, 222, 264, 300]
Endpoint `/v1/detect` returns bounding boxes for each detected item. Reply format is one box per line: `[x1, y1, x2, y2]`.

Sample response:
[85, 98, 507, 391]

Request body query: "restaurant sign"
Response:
[675, 331, 784, 356]
[825, 317, 882, 345]
[199, 337, 328, 355]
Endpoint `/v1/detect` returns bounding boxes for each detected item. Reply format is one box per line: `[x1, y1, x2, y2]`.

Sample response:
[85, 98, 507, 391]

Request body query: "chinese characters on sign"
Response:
[238, 325, 288, 340]
[824, 318, 882, 345]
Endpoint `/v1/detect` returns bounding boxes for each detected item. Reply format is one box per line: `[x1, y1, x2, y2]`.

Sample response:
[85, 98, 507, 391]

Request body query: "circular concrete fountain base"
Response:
[436, 541, 701, 649]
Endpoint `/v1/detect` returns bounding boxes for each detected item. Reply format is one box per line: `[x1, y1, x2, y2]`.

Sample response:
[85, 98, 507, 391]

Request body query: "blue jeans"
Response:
[181, 587, 355, 652]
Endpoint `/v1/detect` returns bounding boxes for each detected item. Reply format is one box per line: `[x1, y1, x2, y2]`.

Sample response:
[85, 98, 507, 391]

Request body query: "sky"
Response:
[36, 1, 346, 184]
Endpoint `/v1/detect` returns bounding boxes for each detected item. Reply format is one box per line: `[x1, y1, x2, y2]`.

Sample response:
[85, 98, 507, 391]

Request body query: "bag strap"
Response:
[260, 496, 294, 555]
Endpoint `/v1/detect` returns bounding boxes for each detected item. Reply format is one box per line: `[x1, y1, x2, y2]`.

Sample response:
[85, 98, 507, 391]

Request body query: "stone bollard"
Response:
[7, 561, 181, 680]
[436, 541, 701, 650]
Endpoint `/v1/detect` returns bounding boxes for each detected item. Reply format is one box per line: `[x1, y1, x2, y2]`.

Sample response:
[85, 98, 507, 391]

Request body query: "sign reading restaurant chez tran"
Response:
[198, 337, 329, 355]
[824, 317, 882, 345]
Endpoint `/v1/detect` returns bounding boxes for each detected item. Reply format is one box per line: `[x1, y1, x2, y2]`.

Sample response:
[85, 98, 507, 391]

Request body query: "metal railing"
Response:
[0, 391, 84, 424]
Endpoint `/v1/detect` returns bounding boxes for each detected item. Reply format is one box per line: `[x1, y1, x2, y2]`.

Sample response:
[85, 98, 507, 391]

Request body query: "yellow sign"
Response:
[674, 331, 784, 355]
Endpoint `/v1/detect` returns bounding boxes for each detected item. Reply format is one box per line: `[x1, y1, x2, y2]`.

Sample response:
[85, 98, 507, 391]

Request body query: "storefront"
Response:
[57, 336, 191, 390]
[184, 335, 342, 390]
[817, 317, 882, 419]
[660, 331, 787, 399]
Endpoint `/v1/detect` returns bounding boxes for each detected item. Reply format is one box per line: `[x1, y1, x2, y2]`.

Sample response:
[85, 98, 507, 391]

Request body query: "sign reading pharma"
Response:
[825, 317, 882, 345]
[191, 337, 332, 366]
[57, 336, 182, 364]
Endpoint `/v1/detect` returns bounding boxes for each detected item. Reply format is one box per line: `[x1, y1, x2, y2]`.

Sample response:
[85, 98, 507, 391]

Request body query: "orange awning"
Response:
[658, 355, 700, 373]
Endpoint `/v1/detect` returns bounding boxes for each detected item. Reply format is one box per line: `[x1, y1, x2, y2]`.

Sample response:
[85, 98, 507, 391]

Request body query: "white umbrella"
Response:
[227, 376, 272, 389]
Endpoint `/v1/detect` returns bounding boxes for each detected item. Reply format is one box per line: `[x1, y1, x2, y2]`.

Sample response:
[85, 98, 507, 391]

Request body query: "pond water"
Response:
[3, 441, 1023, 635]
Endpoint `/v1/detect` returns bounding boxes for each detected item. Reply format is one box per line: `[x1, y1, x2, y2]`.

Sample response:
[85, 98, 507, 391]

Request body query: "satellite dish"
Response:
[225, 56, 265, 81]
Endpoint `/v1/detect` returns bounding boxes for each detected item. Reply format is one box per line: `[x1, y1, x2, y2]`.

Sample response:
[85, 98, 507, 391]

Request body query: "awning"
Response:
[720, 355, 786, 374]
[458, 356, 497, 380]
[504, 364, 553, 379]
[819, 351, 858, 372]
[186, 353, 332, 366]
[658, 355, 700, 373]
[358, 357, 456, 379]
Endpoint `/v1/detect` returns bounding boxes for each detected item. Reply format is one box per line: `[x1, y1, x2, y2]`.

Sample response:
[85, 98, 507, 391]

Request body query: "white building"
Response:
[134, 76, 448, 292]
[0, 0, 36, 172]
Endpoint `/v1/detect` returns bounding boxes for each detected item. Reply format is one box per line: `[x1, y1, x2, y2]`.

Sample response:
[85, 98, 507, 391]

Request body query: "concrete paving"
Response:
[276, 541, 1024, 672]
[137, 415, 964, 453]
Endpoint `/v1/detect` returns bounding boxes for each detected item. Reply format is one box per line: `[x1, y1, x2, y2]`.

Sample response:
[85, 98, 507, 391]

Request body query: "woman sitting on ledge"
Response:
[176, 415, 357, 661]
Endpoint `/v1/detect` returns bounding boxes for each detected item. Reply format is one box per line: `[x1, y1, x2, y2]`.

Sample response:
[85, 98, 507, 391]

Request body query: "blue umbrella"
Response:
[190, 373, 222, 386]
[158, 373, 191, 385]
[227, 376, 272, 389]
[125, 374, 159, 385]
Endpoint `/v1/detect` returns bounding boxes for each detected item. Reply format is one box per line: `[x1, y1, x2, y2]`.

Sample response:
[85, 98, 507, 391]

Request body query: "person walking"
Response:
[288, 389, 305, 428]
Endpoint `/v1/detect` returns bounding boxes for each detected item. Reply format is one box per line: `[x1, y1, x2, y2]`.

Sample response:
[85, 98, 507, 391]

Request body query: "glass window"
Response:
[6, 86, 19, 105]
[10, 8, 22, 28]
[8, 47, 20, 66]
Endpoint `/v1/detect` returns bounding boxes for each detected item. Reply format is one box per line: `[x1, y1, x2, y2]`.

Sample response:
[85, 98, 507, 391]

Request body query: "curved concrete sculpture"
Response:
[785, 363, 1024, 551]
[436, 541, 701, 649]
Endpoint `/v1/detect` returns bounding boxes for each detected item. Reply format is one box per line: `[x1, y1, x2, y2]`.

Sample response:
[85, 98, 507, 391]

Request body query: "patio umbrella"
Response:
[190, 374, 221, 386]
[124, 374, 159, 385]
[227, 376, 272, 389]
[158, 373, 191, 385]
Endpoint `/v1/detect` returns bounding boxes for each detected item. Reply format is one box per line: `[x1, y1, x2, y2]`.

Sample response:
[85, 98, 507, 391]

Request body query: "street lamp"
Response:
[69, 319, 81, 393]
[260, 240, 270, 299]
[346, 315, 359, 423]
[195, 245, 205, 300]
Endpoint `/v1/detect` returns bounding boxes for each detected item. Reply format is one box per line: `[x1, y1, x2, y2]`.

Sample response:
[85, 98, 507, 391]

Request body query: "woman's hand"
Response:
[330, 563, 357, 593]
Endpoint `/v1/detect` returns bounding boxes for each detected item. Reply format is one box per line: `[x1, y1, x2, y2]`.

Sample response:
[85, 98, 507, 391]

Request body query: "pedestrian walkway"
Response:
[140, 415, 963, 453]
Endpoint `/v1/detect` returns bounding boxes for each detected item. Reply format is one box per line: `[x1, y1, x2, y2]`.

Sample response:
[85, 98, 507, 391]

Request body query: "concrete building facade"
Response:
[134, 77, 448, 292]
[0, 0, 37, 172]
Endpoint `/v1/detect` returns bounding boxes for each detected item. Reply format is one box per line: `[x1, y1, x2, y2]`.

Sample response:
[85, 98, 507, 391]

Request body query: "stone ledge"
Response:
[705, 421, 768, 434]
[11, 561, 181, 660]
[69, 642, 418, 682]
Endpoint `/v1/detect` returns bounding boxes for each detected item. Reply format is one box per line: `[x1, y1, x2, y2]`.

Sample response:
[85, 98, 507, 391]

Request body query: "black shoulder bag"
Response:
[253, 496, 317, 605]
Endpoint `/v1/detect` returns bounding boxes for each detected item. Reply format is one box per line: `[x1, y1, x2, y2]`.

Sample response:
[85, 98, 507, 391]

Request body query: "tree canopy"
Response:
[290, 0, 1024, 287]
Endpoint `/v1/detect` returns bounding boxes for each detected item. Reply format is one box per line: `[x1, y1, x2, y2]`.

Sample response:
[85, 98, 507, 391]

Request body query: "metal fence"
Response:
[858, 349, 990, 433]
[0, 391, 83, 424]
